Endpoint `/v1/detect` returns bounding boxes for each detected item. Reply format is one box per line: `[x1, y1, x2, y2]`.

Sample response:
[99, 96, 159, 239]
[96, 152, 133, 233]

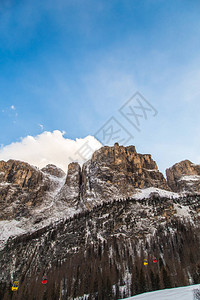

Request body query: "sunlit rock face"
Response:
[166, 160, 200, 193]
[80, 143, 170, 208]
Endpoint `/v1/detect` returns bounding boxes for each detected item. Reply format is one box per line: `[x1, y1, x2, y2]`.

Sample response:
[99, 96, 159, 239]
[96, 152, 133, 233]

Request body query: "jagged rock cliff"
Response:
[0, 144, 171, 221]
[56, 162, 82, 208]
[0, 160, 69, 249]
[0, 160, 53, 220]
[59, 143, 170, 209]
[166, 160, 200, 193]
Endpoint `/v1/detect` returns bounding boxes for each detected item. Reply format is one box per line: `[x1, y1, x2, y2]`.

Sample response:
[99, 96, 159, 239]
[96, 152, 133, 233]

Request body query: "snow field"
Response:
[123, 284, 200, 300]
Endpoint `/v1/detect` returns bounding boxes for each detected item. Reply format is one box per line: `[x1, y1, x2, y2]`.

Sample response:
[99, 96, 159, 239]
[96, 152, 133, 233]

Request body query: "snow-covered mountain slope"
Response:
[0, 185, 191, 250]
[0, 165, 80, 249]
[1, 191, 200, 283]
[0, 184, 197, 251]
[123, 284, 200, 300]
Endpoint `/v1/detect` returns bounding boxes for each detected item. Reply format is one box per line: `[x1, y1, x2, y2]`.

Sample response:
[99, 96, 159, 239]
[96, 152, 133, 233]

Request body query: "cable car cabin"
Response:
[12, 281, 19, 291]
[153, 258, 157, 263]
[143, 259, 148, 266]
[42, 276, 47, 284]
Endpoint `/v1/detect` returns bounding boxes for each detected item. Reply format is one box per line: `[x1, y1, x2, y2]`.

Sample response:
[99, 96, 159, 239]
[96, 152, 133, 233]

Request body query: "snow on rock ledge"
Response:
[133, 187, 180, 200]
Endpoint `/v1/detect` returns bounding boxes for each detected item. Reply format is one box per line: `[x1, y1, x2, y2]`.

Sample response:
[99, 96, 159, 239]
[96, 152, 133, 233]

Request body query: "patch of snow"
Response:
[97, 232, 105, 242]
[72, 294, 90, 300]
[123, 284, 200, 300]
[187, 271, 193, 285]
[133, 187, 180, 200]
[0, 220, 26, 248]
[142, 168, 158, 172]
[34, 174, 66, 214]
[173, 203, 191, 218]
[119, 285, 128, 298]
[179, 175, 200, 182]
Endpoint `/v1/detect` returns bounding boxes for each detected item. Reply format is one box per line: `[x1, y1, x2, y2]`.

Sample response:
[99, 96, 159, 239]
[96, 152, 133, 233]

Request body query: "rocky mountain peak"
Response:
[0, 160, 60, 220]
[56, 162, 82, 208]
[166, 160, 200, 193]
[65, 162, 81, 185]
[58, 144, 170, 209]
[91, 143, 136, 166]
[0, 159, 42, 189]
[41, 164, 66, 178]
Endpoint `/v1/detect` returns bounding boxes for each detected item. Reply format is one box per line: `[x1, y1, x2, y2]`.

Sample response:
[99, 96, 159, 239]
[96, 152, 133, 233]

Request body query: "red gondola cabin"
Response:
[42, 276, 47, 284]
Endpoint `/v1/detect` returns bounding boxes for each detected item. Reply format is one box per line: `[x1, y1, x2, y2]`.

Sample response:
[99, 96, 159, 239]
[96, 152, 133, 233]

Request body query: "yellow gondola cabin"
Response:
[12, 281, 19, 291]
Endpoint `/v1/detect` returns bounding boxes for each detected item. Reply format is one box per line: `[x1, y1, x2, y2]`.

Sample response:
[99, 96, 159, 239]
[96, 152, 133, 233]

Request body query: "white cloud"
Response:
[38, 123, 44, 130]
[10, 105, 15, 110]
[0, 130, 102, 172]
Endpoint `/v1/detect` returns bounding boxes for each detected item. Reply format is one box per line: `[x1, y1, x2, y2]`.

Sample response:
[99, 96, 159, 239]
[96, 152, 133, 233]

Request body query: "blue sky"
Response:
[0, 0, 200, 173]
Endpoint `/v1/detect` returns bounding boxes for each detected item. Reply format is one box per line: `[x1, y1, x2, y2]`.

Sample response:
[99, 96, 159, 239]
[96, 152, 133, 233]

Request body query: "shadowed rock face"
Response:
[56, 162, 82, 208]
[166, 160, 200, 193]
[41, 164, 66, 178]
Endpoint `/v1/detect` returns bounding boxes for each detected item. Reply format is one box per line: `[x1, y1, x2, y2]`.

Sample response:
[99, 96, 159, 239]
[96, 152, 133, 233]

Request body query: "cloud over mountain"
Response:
[0, 130, 102, 172]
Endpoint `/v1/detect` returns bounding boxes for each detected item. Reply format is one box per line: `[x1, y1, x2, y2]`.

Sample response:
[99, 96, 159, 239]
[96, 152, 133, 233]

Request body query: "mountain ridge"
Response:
[1, 143, 200, 299]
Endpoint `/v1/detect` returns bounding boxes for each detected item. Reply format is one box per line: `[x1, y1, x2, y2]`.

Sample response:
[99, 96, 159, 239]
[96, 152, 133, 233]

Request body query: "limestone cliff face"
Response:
[63, 143, 168, 208]
[166, 160, 200, 193]
[0, 160, 43, 189]
[0, 160, 63, 220]
[56, 162, 82, 208]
